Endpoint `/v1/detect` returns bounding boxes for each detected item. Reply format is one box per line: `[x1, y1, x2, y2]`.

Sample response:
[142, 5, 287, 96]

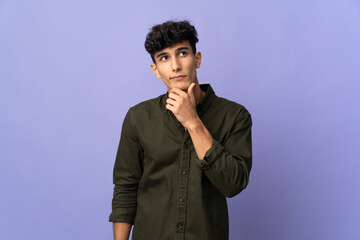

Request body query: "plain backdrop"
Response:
[1, 0, 359, 239]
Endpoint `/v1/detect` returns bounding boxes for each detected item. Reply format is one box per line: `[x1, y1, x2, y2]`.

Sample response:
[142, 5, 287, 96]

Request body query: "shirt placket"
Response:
[176, 129, 191, 240]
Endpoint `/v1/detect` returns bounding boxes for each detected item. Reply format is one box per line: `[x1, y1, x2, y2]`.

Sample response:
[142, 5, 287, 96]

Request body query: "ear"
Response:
[195, 52, 202, 68]
[151, 63, 161, 79]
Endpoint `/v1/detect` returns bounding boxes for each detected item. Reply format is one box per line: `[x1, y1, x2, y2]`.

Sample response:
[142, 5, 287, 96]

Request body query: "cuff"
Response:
[197, 139, 224, 170]
[108, 208, 135, 224]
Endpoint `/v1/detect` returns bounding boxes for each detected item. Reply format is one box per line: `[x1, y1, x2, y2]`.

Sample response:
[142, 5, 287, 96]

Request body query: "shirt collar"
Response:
[162, 83, 215, 118]
[196, 84, 215, 117]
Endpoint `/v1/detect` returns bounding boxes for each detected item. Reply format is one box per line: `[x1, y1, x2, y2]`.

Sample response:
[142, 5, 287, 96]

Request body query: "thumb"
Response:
[188, 83, 195, 99]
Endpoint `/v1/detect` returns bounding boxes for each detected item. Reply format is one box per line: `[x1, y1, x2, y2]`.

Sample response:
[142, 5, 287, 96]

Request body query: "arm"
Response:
[113, 222, 132, 240]
[166, 83, 212, 159]
[109, 109, 143, 231]
[192, 110, 252, 197]
[167, 84, 252, 197]
[186, 117, 212, 160]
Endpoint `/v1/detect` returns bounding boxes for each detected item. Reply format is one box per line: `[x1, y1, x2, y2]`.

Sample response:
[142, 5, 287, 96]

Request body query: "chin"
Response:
[174, 82, 190, 91]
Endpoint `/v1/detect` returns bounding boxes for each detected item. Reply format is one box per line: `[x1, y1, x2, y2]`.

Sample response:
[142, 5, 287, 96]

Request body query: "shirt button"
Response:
[181, 170, 187, 175]
[179, 197, 184, 202]
[177, 223, 183, 229]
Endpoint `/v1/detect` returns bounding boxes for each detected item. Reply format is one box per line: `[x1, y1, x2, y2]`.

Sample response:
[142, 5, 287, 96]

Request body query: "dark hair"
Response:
[144, 20, 199, 63]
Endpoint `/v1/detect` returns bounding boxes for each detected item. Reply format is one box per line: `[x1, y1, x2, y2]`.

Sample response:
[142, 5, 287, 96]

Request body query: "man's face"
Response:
[151, 41, 201, 92]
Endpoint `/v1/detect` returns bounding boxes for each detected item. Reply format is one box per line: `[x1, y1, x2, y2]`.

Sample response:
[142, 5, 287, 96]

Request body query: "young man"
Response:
[109, 21, 252, 240]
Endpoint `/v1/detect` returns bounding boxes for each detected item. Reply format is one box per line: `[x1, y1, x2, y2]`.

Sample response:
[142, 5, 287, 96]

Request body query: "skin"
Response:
[113, 40, 213, 240]
[150, 40, 213, 158]
[113, 222, 131, 240]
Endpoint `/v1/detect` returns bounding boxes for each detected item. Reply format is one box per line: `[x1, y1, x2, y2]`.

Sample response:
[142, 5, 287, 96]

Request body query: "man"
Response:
[109, 20, 252, 240]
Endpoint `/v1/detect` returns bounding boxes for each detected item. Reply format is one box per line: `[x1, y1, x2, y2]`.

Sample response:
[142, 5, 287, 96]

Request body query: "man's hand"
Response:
[166, 83, 199, 129]
[166, 83, 213, 159]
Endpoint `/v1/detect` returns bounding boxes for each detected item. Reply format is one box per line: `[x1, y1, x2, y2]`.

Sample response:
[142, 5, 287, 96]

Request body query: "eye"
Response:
[179, 51, 187, 56]
[160, 56, 168, 61]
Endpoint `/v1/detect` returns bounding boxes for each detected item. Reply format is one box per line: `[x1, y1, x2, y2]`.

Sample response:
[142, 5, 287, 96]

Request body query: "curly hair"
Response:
[144, 20, 199, 63]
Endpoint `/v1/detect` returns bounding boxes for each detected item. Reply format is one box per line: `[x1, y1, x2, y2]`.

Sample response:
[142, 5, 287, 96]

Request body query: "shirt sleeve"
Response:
[109, 108, 143, 223]
[197, 108, 252, 198]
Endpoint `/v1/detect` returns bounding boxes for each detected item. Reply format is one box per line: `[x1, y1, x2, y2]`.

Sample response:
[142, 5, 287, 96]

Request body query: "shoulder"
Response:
[127, 93, 165, 115]
[124, 94, 166, 128]
[211, 96, 252, 131]
[212, 96, 251, 117]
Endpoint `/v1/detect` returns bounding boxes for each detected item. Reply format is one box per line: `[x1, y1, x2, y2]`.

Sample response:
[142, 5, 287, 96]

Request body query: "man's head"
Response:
[145, 20, 202, 92]
[145, 20, 199, 63]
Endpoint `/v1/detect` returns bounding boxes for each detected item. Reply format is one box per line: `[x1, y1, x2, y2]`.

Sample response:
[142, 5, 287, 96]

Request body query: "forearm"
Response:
[187, 117, 213, 160]
[200, 139, 251, 197]
[113, 222, 132, 240]
[189, 114, 252, 198]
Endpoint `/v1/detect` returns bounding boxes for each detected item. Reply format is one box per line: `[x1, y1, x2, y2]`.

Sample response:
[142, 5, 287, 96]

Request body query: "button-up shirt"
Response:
[109, 84, 252, 240]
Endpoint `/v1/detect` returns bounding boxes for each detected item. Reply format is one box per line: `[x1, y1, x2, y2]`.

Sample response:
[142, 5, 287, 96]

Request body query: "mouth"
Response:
[171, 75, 186, 81]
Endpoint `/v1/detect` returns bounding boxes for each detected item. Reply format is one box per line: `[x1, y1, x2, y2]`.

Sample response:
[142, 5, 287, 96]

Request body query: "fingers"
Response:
[187, 83, 195, 98]
[170, 87, 187, 97]
[168, 93, 184, 108]
[166, 103, 175, 112]
[167, 83, 196, 111]
[166, 98, 176, 106]
[168, 93, 180, 101]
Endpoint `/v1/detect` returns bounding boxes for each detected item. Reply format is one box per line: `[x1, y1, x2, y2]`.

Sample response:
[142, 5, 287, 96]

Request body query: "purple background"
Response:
[1, 0, 359, 239]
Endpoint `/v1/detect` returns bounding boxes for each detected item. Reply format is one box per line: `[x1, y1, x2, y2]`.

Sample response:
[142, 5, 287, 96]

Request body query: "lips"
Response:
[171, 75, 186, 80]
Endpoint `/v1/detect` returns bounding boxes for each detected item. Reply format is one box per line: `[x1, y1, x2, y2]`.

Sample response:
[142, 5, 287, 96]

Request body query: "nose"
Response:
[171, 57, 181, 72]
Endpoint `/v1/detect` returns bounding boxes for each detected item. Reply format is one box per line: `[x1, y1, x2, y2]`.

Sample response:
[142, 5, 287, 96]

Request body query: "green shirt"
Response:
[109, 84, 252, 240]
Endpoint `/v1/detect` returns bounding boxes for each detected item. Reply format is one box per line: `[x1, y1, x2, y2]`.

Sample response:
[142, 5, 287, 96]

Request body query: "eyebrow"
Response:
[156, 52, 167, 60]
